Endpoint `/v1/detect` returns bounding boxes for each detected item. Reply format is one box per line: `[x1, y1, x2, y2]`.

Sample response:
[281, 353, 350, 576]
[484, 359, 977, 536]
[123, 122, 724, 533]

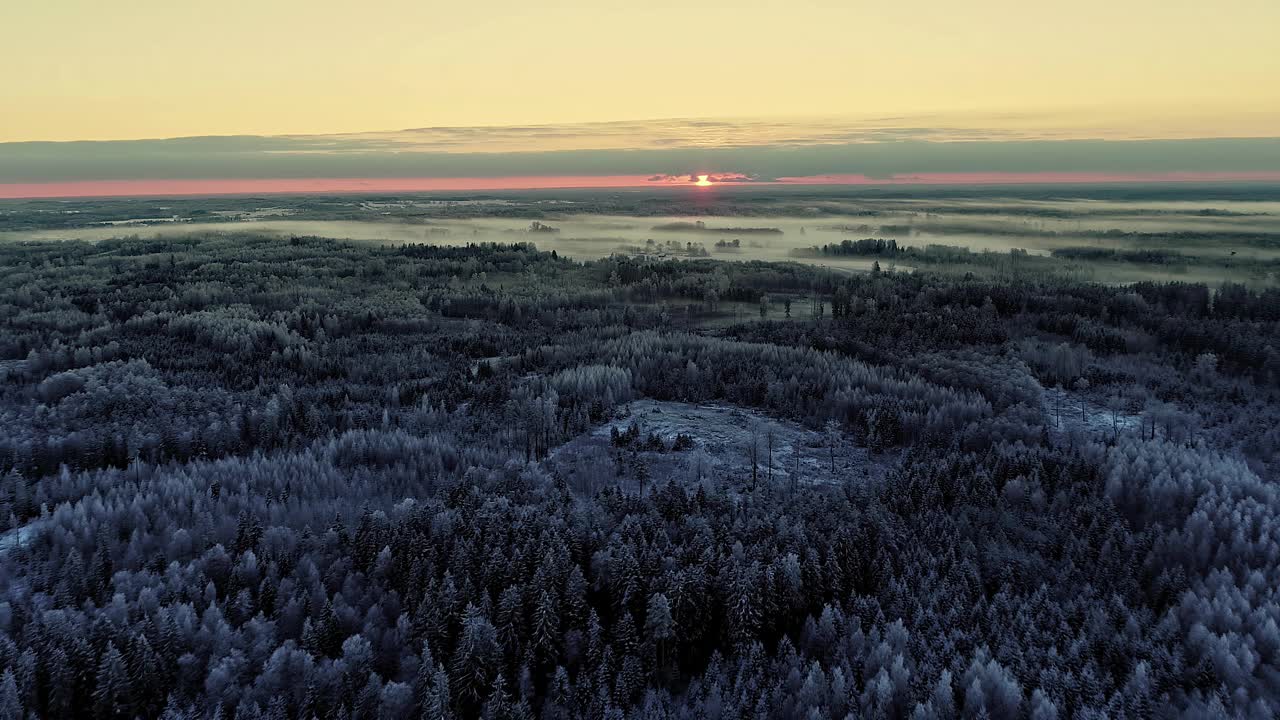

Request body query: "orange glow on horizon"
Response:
[3, 171, 1280, 200]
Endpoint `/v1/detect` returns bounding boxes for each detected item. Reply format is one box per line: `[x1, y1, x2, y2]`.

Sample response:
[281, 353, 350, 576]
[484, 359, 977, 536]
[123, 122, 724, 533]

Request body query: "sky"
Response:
[3, 0, 1279, 197]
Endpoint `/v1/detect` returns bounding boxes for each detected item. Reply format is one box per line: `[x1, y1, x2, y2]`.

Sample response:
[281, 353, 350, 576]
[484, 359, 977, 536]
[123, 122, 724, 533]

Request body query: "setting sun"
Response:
[695, 174, 713, 187]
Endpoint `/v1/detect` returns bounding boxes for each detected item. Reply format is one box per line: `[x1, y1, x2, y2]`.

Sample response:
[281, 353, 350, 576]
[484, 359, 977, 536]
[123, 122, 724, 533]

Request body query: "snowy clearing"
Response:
[547, 399, 890, 495]
[1042, 386, 1142, 441]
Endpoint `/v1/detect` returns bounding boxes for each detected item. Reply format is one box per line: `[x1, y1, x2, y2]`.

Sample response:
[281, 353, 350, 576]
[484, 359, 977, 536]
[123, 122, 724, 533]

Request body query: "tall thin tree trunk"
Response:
[767, 433, 774, 485]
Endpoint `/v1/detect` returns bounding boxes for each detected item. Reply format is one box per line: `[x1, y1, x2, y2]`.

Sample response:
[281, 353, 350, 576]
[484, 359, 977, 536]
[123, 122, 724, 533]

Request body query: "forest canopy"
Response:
[2, 229, 1279, 719]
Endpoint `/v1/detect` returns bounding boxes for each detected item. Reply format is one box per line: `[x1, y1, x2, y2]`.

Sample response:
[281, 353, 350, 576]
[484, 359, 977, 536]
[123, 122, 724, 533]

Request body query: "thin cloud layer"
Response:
[276, 110, 1280, 154]
[645, 173, 767, 184]
[0, 114, 1278, 191]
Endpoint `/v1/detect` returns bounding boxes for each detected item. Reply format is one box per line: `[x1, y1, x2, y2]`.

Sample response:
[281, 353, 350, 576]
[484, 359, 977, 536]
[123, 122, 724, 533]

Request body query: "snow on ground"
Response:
[547, 399, 889, 495]
[211, 208, 296, 220]
[1042, 386, 1142, 441]
[0, 520, 41, 554]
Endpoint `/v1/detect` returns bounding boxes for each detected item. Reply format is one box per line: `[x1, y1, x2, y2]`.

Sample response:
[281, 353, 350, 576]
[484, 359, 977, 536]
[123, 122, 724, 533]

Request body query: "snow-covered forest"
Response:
[2, 230, 1280, 719]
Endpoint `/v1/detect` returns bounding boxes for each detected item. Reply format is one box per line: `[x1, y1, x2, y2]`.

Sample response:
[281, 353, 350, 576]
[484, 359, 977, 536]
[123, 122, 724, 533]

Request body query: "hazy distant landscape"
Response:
[5, 185, 1280, 287]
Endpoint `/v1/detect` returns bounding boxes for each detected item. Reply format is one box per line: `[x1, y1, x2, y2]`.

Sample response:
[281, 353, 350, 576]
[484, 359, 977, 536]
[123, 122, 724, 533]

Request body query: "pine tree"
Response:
[356, 672, 383, 720]
[544, 666, 574, 720]
[0, 670, 21, 720]
[450, 604, 498, 711]
[563, 565, 588, 629]
[420, 666, 453, 720]
[159, 694, 195, 720]
[646, 593, 674, 679]
[414, 641, 438, 704]
[586, 610, 605, 672]
[92, 643, 131, 720]
[45, 645, 76, 718]
[531, 590, 560, 665]
[824, 419, 840, 473]
[495, 586, 523, 657]
[266, 696, 289, 720]
[128, 633, 163, 717]
[728, 563, 761, 647]
[1029, 689, 1058, 720]
[480, 675, 512, 720]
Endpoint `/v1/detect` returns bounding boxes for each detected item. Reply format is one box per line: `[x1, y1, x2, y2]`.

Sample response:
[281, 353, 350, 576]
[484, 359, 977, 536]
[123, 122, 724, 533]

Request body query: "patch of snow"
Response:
[547, 399, 889, 494]
[0, 520, 42, 554]
[94, 216, 186, 226]
[1042, 386, 1141, 440]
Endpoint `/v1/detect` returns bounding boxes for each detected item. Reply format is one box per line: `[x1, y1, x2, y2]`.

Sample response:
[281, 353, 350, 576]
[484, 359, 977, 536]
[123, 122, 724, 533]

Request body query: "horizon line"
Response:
[4, 171, 1280, 200]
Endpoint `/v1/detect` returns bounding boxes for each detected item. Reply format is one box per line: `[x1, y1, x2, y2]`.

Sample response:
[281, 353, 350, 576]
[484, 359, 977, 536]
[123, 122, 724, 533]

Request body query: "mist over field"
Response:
[7, 189, 1280, 285]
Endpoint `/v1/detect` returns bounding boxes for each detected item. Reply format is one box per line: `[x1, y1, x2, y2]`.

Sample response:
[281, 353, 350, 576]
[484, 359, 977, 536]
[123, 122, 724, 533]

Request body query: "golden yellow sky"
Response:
[4, 0, 1279, 143]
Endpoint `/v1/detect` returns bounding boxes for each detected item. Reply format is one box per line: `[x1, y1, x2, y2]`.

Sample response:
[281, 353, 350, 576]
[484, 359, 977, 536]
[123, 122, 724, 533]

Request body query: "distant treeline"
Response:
[845, 221, 1280, 248]
[1051, 246, 1280, 272]
[1009, 228, 1280, 247]
[651, 221, 783, 234]
[800, 238, 1280, 274]
[1051, 247, 1188, 263]
[794, 238, 1012, 265]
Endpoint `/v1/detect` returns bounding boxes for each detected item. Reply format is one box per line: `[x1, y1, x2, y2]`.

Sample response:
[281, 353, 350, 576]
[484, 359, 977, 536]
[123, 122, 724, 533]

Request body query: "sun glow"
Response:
[694, 174, 712, 187]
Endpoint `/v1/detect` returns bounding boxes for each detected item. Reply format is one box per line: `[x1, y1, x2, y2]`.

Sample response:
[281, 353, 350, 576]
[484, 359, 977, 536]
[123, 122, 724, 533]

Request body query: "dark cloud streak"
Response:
[0, 135, 1277, 184]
